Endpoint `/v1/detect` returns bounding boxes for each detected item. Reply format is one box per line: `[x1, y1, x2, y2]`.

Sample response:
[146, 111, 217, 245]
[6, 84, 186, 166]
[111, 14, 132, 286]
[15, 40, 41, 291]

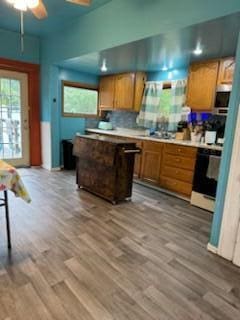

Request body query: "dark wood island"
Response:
[73, 134, 140, 204]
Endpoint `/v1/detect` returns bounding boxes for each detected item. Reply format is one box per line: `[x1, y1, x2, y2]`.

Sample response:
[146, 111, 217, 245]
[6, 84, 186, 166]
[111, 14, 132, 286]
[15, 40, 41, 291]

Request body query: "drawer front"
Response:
[160, 176, 192, 197]
[161, 165, 194, 184]
[163, 153, 196, 171]
[143, 141, 163, 152]
[165, 144, 197, 158]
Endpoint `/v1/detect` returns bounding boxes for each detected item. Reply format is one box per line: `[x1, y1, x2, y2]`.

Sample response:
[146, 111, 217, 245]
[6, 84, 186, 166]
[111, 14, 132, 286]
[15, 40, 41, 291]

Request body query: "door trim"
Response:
[0, 58, 41, 166]
[217, 103, 240, 265]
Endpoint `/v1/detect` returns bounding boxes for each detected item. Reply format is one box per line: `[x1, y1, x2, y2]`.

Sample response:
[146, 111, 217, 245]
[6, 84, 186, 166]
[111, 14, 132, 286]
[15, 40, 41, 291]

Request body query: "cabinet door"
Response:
[186, 61, 219, 111]
[99, 76, 115, 110]
[115, 73, 135, 110]
[218, 57, 235, 85]
[134, 72, 147, 112]
[140, 141, 163, 185]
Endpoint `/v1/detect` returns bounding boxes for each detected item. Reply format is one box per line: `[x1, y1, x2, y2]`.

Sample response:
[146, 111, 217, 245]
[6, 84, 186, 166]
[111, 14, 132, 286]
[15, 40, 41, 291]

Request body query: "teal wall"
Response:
[148, 68, 188, 81]
[0, 28, 40, 63]
[50, 67, 98, 167]
[210, 33, 240, 247]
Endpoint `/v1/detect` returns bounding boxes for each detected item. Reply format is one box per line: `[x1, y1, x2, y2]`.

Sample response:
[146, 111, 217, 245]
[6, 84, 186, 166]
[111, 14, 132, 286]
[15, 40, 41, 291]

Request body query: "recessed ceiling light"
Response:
[161, 65, 168, 71]
[101, 59, 107, 72]
[193, 47, 203, 55]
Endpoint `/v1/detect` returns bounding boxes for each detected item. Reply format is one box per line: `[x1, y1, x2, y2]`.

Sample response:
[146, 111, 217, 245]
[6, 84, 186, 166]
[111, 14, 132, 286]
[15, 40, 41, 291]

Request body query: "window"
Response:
[62, 81, 98, 117]
[160, 83, 172, 117]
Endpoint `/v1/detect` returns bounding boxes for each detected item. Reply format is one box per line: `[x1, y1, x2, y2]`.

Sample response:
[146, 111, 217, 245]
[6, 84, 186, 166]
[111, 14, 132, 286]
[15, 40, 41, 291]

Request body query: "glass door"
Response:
[0, 70, 30, 167]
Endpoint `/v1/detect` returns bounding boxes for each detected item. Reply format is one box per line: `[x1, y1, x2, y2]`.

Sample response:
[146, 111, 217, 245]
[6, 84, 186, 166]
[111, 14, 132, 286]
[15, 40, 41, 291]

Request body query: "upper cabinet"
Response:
[99, 72, 146, 112]
[98, 75, 115, 110]
[218, 57, 235, 85]
[186, 60, 219, 112]
[114, 73, 135, 110]
[186, 57, 235, 112]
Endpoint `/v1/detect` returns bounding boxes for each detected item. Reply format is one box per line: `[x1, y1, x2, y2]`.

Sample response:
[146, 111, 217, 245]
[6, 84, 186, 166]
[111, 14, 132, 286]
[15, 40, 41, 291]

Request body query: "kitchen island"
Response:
[73, 134, 140, 204]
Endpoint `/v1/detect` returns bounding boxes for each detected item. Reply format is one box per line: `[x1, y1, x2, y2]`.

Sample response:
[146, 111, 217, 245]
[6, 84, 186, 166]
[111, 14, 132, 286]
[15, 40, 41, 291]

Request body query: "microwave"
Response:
[214, 84, 232, 115]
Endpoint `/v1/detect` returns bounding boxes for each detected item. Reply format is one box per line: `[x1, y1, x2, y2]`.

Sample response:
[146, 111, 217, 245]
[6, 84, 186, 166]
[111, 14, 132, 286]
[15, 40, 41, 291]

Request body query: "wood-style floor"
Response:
[0, 168, 240, 320]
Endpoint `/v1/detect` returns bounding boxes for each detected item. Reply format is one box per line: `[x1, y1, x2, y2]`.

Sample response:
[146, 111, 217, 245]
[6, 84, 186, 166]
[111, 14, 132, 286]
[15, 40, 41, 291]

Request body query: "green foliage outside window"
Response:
[159, 88, 172, 117]
[63, 84, 98, 116]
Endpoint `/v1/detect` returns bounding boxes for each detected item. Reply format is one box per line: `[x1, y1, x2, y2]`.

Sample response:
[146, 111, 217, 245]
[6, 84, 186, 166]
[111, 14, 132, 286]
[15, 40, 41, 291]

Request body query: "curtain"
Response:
[168, 79, 187, 131]
[137, 82, 163, 129]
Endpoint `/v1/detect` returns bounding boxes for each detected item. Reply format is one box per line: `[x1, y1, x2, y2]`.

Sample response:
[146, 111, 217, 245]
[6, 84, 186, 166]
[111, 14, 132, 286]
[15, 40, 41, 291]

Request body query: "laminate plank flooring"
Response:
[0, 168, 240, 320]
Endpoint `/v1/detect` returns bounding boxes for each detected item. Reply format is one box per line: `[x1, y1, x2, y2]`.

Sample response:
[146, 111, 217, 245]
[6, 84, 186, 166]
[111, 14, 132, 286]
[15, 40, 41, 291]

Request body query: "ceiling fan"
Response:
[6, 0, 91, 52]
[6, 0, 92, 19]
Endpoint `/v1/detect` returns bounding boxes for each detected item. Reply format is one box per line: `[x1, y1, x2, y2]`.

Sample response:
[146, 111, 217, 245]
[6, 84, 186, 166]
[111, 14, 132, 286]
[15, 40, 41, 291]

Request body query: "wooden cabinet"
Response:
[133, 72, 147, 112]
[99, 72, 146, 111]
[160, 144, 197, 197]
[140, 141, 163, 185]
[218, 57, 235, 85]
[186, 60, 219, 112]
[124, 137, 143, 178]
[132, 139, 142, 178]
[114, 73, 135, 110]
[99, 75, 115, 110]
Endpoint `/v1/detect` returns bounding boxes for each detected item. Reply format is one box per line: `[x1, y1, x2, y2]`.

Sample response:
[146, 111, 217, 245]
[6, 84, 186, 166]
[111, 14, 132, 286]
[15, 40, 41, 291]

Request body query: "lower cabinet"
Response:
[132, 139, 143, 179]
[123, 137, 143, 179]
[139, 140, 197, 197]
[140, 141, 163, 185]
[160, 144, 197, 197]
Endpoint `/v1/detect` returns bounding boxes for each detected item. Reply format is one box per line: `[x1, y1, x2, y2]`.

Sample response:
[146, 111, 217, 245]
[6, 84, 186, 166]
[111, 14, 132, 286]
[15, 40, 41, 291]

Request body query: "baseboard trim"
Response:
[207, 243, 218, 254]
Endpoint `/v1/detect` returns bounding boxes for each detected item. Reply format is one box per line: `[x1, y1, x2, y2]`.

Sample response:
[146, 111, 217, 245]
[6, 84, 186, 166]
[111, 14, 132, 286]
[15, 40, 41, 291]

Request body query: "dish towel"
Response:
[207, 156, 221, 181]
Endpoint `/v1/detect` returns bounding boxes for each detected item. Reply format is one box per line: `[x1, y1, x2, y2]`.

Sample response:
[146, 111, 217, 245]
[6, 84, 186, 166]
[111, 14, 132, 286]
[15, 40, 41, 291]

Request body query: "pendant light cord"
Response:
[20, 11, 24, 53]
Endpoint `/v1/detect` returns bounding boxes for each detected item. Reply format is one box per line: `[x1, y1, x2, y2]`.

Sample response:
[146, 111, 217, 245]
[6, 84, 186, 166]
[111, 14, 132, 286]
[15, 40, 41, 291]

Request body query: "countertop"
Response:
[75, 133, 136, 145]
[86, 128, 223, 151]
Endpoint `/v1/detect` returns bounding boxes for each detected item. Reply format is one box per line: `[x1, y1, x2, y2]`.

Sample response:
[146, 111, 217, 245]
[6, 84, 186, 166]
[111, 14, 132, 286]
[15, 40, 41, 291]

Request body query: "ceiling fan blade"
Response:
[31, 0, 48, 19]
[66, 0, 91, 6]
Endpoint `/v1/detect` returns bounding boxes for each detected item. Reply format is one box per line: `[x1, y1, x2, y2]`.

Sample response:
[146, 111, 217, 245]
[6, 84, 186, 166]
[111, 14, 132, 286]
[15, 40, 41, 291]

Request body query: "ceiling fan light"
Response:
[26, 0, 39, 9]
[14, 0, 27, 11]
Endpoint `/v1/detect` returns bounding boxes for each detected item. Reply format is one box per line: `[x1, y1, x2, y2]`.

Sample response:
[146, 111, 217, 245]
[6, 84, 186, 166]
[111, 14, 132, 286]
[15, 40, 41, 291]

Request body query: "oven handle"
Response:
[203, 195, 216, 201]
[123, 149, 141, 154]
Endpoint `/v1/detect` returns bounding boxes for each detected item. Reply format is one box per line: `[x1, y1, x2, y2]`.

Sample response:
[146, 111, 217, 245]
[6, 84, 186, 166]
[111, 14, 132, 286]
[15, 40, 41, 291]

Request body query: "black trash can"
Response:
[62, 139, 76, 170]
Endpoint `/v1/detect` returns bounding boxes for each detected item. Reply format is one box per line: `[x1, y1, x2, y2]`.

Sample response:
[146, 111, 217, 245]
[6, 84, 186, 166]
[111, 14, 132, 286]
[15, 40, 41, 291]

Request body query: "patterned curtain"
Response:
[137, 82, 163, 129]
[168, 79, 187, 131]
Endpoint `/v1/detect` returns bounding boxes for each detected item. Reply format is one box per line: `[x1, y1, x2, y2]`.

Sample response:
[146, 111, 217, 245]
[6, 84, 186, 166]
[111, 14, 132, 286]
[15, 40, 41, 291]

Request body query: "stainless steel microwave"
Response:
[214, 84, 232, 115]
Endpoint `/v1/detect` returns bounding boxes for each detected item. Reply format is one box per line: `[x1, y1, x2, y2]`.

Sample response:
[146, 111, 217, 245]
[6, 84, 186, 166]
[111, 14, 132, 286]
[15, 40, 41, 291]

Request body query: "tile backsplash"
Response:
[107, 111, 139, 129]
[86, 111, 139, 129]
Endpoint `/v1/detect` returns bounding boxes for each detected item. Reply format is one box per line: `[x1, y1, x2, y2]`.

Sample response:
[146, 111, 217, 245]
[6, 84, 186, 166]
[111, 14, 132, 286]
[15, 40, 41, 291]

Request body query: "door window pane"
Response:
[0, 77, 22, 159]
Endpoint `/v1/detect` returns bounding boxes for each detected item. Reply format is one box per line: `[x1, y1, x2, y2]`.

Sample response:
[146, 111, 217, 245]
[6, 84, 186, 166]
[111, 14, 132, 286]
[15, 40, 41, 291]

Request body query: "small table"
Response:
[0, 160, 31, 249]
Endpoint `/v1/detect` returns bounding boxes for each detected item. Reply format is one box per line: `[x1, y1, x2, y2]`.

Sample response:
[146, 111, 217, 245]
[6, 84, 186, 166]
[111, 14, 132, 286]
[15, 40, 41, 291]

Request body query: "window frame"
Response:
[62, 80, 99, 118]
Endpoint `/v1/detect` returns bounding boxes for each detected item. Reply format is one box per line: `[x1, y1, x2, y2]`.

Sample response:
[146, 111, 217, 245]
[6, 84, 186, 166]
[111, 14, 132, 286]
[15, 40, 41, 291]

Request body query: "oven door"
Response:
[192, 149, 221, 199]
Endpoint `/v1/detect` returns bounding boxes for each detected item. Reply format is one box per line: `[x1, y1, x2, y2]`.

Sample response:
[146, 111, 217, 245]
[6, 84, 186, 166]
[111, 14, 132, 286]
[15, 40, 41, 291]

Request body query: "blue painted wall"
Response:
[0, 28, 40, 63]
[51, 68, 99, 167]
[147, 68, 188, 81]
[59, 68, 99, 140]
[210, 33, 240, 247]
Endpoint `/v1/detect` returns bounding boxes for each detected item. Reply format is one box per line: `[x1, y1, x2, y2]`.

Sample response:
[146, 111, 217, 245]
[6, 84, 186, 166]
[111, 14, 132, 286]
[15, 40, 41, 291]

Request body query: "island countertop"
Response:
[85, 128, 223, 151]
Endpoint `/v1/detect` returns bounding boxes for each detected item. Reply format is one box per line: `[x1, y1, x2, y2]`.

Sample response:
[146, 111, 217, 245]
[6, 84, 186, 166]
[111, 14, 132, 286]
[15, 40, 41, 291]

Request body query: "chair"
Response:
[0, 191, 12, 249]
